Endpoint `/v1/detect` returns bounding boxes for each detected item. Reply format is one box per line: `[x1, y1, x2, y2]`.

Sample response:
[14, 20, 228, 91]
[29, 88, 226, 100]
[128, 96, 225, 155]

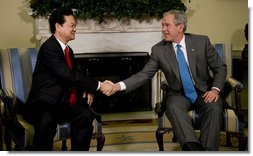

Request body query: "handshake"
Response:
[100, 80, 121, 96]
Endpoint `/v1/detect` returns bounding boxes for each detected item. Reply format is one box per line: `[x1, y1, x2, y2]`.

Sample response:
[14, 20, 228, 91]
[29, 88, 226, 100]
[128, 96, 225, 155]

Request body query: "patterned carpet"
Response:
[53, 119, 246, 152]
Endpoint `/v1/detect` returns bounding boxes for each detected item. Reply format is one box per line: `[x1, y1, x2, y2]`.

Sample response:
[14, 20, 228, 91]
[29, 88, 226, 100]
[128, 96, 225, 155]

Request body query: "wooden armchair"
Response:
[155, 77, 247, 151]
[0, 48, 105, 151]
[155, 44, 247, 151]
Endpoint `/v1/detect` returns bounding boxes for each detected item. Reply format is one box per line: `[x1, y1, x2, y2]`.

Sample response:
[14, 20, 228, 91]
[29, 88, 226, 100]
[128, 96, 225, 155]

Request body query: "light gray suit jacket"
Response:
[123, 33, 227, 94]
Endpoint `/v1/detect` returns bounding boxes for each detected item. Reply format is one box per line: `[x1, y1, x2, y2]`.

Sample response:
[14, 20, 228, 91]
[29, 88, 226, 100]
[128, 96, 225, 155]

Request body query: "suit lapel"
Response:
[51, 35, 74, 68]
[163, 42, 181, 81]
[51, 35, 66, 59]
[185, 35, 197, 80]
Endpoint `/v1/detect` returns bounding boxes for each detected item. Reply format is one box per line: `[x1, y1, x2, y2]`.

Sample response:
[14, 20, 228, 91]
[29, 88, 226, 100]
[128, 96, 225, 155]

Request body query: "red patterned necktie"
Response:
[64, 46, 77, 106]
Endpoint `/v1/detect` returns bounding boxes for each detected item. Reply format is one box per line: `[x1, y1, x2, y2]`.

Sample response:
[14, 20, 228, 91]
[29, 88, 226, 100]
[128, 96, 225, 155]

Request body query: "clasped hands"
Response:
[83, 80, 118, 106]
[100, 80, 120, 96]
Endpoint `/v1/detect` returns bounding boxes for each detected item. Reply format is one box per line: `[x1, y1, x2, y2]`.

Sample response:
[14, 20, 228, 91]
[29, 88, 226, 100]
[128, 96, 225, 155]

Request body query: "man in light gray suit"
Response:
[103, 10, 227, 151]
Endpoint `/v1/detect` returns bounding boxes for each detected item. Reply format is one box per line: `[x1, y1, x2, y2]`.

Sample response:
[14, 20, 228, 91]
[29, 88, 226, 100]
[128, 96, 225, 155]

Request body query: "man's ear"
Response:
[178, 24, 185, 33]
[55, 23, 62, 31]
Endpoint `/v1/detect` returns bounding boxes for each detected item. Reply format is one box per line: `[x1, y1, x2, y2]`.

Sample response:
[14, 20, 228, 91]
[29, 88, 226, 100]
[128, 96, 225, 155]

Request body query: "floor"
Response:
[102, 110, 157, 121]
[87, 111, 248, 152]
[3, 111, 248, 152]
[52, 110, 246, 152]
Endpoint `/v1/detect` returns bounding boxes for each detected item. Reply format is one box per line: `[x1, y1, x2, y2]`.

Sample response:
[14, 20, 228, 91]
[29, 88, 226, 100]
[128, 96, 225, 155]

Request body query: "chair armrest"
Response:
[226, 77, 243, 91]
[222, 77, 243, 98]
[222, 77, 243, 103]
[222, 77, 244, 122]
[161, 81, 169, 92]
[155, 81, 169, 114]
[90, 107, 103, 133]
[90, 107, 102, 123]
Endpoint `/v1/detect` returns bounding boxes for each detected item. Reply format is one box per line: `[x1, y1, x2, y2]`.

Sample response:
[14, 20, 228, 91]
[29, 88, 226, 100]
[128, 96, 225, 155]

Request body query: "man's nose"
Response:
[162, 26, 166, 32]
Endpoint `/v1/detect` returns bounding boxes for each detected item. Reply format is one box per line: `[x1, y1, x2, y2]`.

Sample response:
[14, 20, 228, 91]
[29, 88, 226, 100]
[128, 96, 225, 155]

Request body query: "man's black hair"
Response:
[49, 9, 74, 34]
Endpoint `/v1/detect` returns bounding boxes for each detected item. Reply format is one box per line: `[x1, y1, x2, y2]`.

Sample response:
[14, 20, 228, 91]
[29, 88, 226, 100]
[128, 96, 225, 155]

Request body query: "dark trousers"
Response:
[165, 93, 223, 151]
[30, 100, 94, 151]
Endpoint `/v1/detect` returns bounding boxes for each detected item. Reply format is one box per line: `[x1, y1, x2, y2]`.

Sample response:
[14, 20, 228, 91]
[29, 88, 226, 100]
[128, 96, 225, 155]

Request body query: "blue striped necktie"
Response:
[176, 44, 197, 103]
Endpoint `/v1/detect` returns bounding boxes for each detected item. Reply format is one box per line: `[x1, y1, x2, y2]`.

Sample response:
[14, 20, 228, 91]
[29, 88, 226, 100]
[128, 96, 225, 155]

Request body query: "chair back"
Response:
[214, 43, 226, 62]
[0, 48, 38, 105]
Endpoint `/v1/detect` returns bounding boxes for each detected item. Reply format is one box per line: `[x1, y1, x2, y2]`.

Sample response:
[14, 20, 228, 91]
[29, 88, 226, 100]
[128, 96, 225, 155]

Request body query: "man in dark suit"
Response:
[103, 10, 227, 151]
[23, 9, 112, 151]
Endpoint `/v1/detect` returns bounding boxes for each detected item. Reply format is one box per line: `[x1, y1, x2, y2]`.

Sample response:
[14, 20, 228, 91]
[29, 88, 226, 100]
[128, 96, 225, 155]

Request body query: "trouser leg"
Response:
[32, 112, 57, 151]
[69, 105, 94, 151]
[165, 95, 199, 147]
[196, 97, 223, 151]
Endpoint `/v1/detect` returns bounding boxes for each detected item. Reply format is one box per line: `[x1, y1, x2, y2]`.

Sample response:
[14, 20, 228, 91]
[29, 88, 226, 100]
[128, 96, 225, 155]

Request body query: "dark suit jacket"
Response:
[25, 35, 98, 109]
[123, 33, 227, 94]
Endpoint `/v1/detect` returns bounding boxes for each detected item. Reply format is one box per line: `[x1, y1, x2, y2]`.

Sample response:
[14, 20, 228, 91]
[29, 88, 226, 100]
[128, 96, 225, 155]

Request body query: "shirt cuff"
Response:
[97, 81, 101, 90]
[211, 87, 220, 92]
[119, 81, 126, 91]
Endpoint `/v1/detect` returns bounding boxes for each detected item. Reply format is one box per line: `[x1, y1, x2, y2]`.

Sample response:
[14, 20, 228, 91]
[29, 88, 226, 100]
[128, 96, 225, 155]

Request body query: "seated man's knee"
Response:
[165, 95, 190, 113]
[71, 107, 94, 128]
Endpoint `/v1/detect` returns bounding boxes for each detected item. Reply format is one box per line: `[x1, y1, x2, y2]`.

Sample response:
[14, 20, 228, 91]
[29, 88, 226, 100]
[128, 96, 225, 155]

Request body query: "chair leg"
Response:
[226, 132, 232, 146]
[4, 129, 12, 150]
[96, 133, 105, 151]
[0, 118, 3, 151]
[156, 128, 165, 151]
[156, 128, 172, 151]
[238, 133, 248, 151]
[92, 132, 105, 151]
[61, 139, 67, 151]
[172, 131, 177, 143]
[227, 132, 247, 151]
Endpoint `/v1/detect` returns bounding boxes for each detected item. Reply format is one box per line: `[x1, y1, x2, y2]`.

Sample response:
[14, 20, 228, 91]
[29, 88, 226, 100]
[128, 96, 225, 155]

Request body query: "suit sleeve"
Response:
[123, 50, 159, 93]
[39, 43, 98, 93]
[205, 38, 227, 90]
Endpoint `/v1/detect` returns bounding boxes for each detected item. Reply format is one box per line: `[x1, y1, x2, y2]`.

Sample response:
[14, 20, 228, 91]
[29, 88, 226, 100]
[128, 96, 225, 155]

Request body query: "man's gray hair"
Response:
[163, 10, 187, 32]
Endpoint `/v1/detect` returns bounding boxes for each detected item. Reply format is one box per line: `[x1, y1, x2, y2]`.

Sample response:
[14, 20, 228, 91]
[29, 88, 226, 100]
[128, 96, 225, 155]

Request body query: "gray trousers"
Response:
[165, 94, 223, 151]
